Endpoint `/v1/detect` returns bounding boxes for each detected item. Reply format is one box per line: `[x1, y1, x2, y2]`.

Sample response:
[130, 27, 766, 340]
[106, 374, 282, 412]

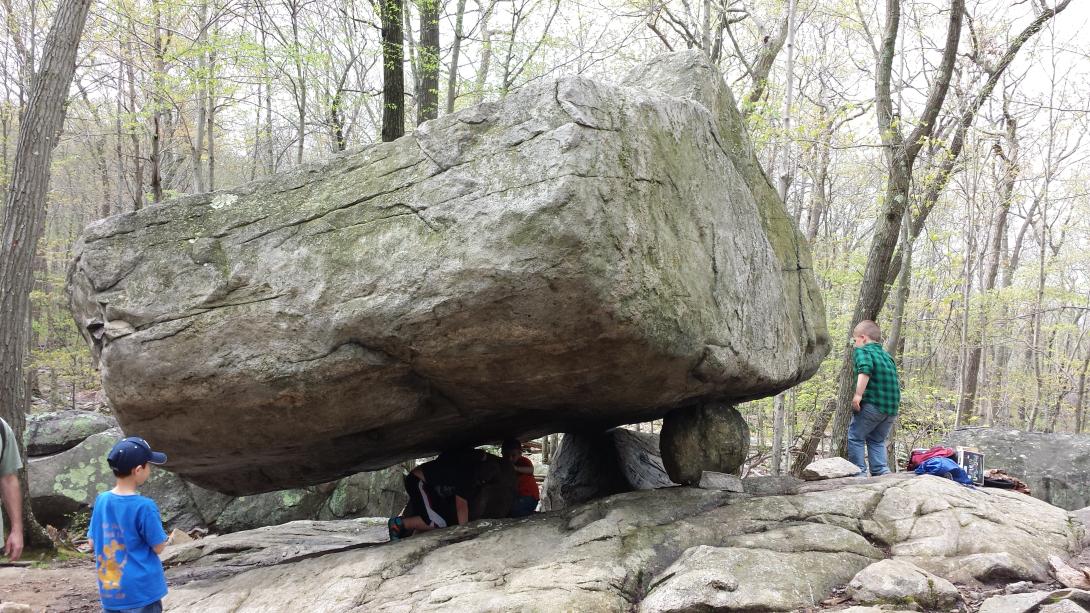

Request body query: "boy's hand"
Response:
[853, 374, 870, 412]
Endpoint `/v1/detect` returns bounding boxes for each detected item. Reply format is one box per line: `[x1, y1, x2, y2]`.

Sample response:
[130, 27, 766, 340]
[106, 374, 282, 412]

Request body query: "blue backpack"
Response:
[914, 457, 974, 486]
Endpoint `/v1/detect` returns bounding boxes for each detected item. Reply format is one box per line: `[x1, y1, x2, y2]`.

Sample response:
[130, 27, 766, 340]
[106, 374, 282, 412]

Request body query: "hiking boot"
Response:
[387, 516, 410, 541]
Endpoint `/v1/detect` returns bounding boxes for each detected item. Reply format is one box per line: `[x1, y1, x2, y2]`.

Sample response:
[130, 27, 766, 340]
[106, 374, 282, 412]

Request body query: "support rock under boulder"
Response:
[543, 428, 675, 510]
[660, 403, 749, 485]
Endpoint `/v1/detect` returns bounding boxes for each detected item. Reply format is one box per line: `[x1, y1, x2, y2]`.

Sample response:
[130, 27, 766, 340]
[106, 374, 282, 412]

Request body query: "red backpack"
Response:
[907, 446, 956, 470]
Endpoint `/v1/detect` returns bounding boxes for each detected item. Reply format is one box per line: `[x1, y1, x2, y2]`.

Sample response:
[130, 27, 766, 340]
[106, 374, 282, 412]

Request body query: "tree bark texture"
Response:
[381, 0, 405, 141]
[474, 0, 495, 103]
[740, 14, 789, 115]
[445, 0, 467, 114]
[0, 0, 92, 547]
[416, 0, 440, 123]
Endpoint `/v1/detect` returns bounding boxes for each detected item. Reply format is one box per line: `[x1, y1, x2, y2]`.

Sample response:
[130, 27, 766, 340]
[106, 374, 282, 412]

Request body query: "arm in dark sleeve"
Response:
[853, 347, 874, 376]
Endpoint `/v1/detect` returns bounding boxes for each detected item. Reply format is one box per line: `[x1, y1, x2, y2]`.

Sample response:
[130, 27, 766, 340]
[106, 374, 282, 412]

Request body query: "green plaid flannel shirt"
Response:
[853, 342, 901, 415]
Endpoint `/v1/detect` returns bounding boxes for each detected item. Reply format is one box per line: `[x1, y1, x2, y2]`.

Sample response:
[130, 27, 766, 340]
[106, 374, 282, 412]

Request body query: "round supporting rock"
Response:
[660, 403, 749, 485]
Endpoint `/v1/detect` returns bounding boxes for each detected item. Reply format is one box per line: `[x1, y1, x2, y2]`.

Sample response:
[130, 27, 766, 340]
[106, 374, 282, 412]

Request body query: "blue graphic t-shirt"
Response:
[87, 491, 169, 609]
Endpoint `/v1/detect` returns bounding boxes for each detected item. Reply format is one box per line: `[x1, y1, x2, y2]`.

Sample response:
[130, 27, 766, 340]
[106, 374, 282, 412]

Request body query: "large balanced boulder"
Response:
[162, 474, 1083, 611]
[67, 50, 828, 495]
[28, 429, 406, 532]
[945, 427, 1090, 510]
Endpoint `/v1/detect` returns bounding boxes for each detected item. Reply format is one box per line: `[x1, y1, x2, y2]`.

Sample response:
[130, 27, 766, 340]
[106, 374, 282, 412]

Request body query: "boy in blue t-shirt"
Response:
[87, 436, 170, 613]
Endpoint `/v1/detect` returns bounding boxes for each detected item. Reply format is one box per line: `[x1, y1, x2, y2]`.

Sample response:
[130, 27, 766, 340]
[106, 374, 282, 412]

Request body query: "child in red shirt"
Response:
[502, 439, 539, 517]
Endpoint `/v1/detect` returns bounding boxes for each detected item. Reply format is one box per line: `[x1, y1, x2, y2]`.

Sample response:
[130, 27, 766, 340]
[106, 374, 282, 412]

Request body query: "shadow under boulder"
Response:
[29, 427, 407, 533]
[543, 428, 677, 511]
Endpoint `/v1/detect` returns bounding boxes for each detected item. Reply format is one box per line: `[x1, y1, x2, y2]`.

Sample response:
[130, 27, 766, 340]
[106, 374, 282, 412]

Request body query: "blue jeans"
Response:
[510, 496, 538, 517]
[847, 403, 896, 476]
[105, 601, 162, 613]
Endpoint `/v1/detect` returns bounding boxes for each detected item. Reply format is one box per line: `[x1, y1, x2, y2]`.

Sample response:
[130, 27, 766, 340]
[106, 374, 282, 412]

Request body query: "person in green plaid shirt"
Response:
[848, 320, 900, 476]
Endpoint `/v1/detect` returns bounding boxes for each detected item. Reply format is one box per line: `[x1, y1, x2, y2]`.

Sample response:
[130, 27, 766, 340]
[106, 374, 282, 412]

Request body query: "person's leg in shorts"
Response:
[389, 470, 448, 540]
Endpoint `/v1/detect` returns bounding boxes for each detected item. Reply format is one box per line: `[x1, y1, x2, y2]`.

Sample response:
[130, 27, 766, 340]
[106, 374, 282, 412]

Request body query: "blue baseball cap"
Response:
[107, 436, 167, 472]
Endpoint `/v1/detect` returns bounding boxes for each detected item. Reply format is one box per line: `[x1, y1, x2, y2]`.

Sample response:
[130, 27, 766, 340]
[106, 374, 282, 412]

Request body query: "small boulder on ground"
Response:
[660, 403, 749, 485]
[1074, 506, 1090, 547]
[167, 528, 194, 546]
[25, 410, 116, 456]
[979, 590, 1090, 613]
[639, 523, 882, 612]
[1051, 555, 1090, 589]
[1040, 600, 1090, 613]
[802, 456, 861, 481]
[162, 518, 388, 585]
[848, 559, 960, 609]
[698, 471, 743, 492]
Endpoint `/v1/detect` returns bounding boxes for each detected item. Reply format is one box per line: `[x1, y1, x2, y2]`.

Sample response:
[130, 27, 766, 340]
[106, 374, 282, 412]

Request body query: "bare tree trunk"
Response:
[1027, 208, 1048, 432]
[771, 394, 784, 474]
[113, 67, 127, 211]
[474, 0, 495, 103]
[192, 0, 209, 193]
[958, 102, 1021, 427]
[739, 14, 789, 115]
[76, 81, 113, 219]
[826, 0, 964, 459]
[883, 220, 911, 363]
[770, 0, 797, 477]
[791, 398, 836, 476]
[955, 157, 979, 427]
[416, 0, 440, 123]
[123, 38, 144, 211]
[380, 0, 405, 141]
[806, 138, 830, 242]
[258, 10, 275, 174]
[1075, 351, 1090, 433]
[330, 87, 347, 152]
[288, 0, 306, 165]
[149, 0, 167, 203]
[445, 0, 467, 114]
[0, 0, 92, 550]
[207, 46, 216, 190]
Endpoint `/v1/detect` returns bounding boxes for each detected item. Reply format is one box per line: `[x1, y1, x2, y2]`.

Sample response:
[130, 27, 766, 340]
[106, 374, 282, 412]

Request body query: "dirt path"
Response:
[0, 559, 98, 613]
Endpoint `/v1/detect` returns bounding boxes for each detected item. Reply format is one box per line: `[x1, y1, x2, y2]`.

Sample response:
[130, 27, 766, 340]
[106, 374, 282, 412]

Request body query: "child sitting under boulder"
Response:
[388, 448, 516, 540]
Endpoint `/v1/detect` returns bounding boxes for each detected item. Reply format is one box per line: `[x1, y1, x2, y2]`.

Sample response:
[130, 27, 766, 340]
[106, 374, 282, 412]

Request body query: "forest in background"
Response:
[2, 0, 1089, 473]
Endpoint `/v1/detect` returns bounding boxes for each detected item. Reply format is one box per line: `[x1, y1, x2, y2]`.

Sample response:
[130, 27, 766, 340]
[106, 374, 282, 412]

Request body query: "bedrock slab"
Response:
[163, 474, 1083, 611]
